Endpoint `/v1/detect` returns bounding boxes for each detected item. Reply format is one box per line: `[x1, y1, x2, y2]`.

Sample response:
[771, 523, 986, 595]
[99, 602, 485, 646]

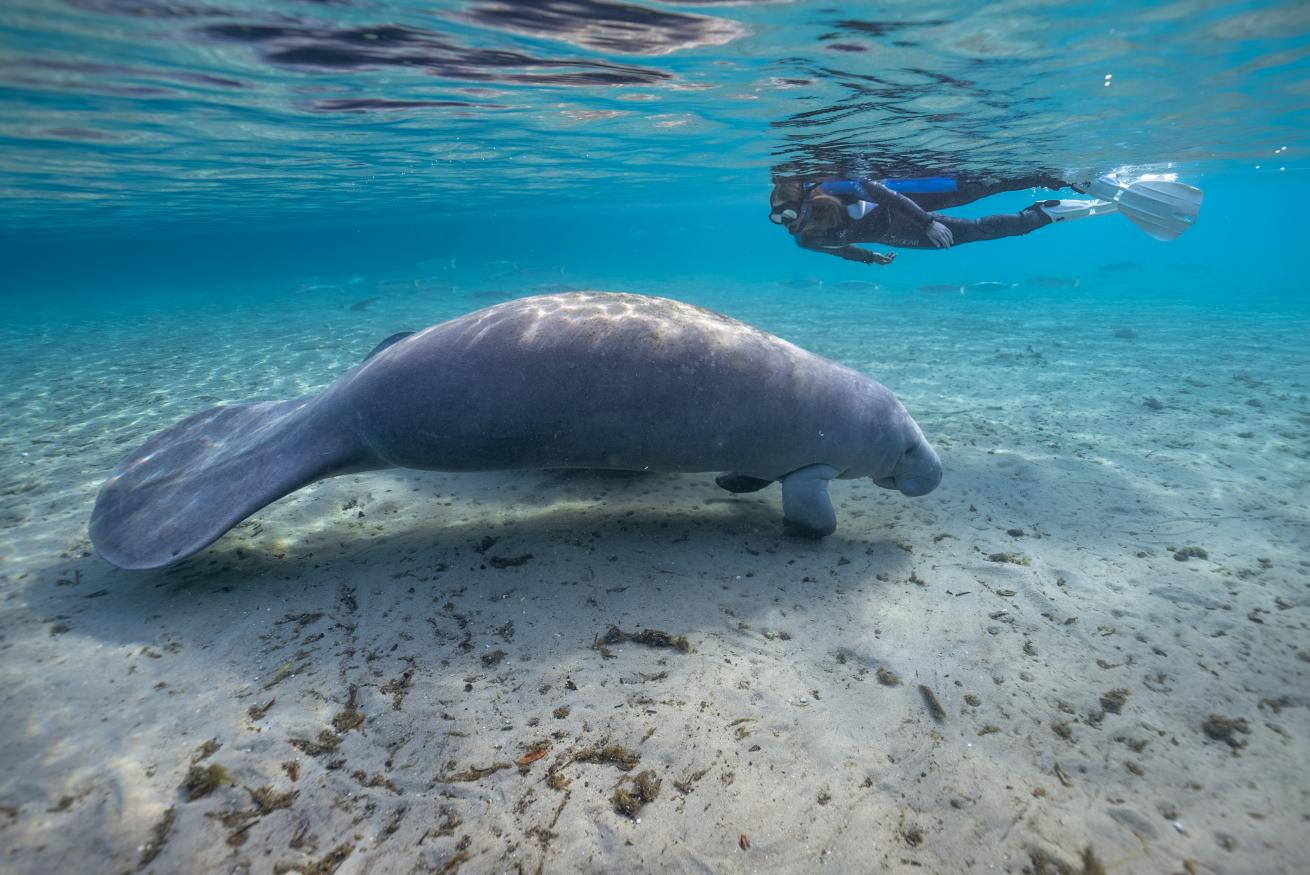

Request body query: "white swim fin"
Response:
[1083, 175, 1204, 241]
[1038, 198, 1120, 223]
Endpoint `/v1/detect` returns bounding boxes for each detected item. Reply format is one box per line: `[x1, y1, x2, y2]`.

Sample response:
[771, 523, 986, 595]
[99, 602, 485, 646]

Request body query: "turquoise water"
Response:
[2, 2, 1309, 874]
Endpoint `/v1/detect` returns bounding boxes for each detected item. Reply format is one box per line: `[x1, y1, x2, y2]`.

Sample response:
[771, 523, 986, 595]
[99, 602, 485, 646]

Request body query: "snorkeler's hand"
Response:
[869, 251, 896, 265]
[926, 221, 953, 248]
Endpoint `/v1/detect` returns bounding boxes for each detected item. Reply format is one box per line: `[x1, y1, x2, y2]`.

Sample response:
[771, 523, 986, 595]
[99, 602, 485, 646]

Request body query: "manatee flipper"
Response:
[715, 473, 773, 493]
[90, 399, 371, 569]
[364, 331, 415, 362]
[780, 464, 839, 538]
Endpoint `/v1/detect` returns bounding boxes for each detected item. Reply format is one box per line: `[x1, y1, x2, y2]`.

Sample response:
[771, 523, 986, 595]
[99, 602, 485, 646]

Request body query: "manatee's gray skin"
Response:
[90, 293, 941, 569]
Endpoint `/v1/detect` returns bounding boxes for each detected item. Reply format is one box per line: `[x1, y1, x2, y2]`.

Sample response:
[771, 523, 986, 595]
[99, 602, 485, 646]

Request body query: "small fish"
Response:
[916, 283, 963, 294]
[964, 281, 1016, 292]
[1025, 275, 1080, 288]
[348, 297, 378, 311]
[1098, 261, 1141, 272]
[417, 257, 458, 272]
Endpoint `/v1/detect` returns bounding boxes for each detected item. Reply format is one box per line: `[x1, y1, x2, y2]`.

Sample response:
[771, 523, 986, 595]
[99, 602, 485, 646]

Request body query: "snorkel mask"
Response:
[769, 207, 798, 225]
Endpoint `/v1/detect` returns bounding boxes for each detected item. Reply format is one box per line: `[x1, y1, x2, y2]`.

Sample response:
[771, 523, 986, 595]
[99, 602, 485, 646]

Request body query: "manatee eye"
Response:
[904, 444, 916, 456]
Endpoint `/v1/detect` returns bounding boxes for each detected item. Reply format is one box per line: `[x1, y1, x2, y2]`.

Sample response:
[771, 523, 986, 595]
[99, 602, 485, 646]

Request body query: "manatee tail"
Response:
[90, 398, 370, 569]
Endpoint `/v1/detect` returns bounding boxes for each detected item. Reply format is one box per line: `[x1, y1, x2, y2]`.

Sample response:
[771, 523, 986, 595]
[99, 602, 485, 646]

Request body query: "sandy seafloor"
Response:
[1, 269, 1308, 875]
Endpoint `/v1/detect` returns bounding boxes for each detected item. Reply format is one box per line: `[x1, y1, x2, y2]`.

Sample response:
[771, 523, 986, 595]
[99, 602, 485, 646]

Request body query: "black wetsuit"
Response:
[792, 174, 1066, 265]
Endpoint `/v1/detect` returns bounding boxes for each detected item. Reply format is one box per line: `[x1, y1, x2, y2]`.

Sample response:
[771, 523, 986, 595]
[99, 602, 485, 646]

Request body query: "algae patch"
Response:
[1201, 714, 1250, 752]
[986, 553, 1031, 566]
[613, 770, 661, 819]
[289, 730, 341, 757]
[183, 764, 231, 801]
[594, 625, 691, 654]
[573, 745, 641, 771]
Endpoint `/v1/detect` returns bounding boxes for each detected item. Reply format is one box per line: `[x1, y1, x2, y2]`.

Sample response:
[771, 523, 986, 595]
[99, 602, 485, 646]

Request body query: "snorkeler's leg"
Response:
[984, 173, 1070, 194]
[909, 174, 1069, 210]
[929, 204, 1053, 245]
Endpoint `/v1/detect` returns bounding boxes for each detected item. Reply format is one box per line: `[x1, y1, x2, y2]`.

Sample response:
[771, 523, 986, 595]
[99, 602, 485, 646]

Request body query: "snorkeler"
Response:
[769, 172, 1203, 266]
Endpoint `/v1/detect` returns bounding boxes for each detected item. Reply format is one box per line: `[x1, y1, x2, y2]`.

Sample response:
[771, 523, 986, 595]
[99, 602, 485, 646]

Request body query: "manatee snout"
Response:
[873, 425, 942, 498]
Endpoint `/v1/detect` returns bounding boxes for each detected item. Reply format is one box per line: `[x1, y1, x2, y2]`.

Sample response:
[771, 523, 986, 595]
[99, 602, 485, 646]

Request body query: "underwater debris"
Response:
[217, 808, 260, 848]
[728, 717, 755, 740]
[573, 745, 641, 771]
[1171, 546, 1209, 562]
[876, 667, 901, 687]
[488, 554, 533, 568]
[1053, 762, 1073, 788]
[183, 763, 231, 801]
[273, 842, 354, 875]
[516, 744, 550, 766]
[987, 553, 1030, 566]
[418, 806, 463, 843]
[1259, 696, 1292, 714]
[480, 649, 507, 668]
[248, 785, 298, 814]
[275, 611, 324, 628]
[288, 730, 341, 757]
[674, 766, 711, 795]
[613, 770, 661, 818]
[332, 685, 366, 733]
[918, 685, 946, 722]
[1026, 845, 1107, 875]
[1099, 689, 1130, 715]
[738, 833, 751, 851]
[139, 807, 176, 866]
[595, 625, 691, 654]
[380, 668, 415, 710]
[191, 739, 221, 763]
[442, 762, 511, 782]
[264, 660, 310, 690]
[1201, 714, 1250, 752]
[248, 698, 276, 721]
[351, 770, 400, 794]
[552, 706, 571, 719]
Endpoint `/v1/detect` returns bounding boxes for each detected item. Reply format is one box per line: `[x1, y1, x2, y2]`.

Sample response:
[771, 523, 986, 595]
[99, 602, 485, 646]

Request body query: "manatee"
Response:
[90, 293, 941, 569]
